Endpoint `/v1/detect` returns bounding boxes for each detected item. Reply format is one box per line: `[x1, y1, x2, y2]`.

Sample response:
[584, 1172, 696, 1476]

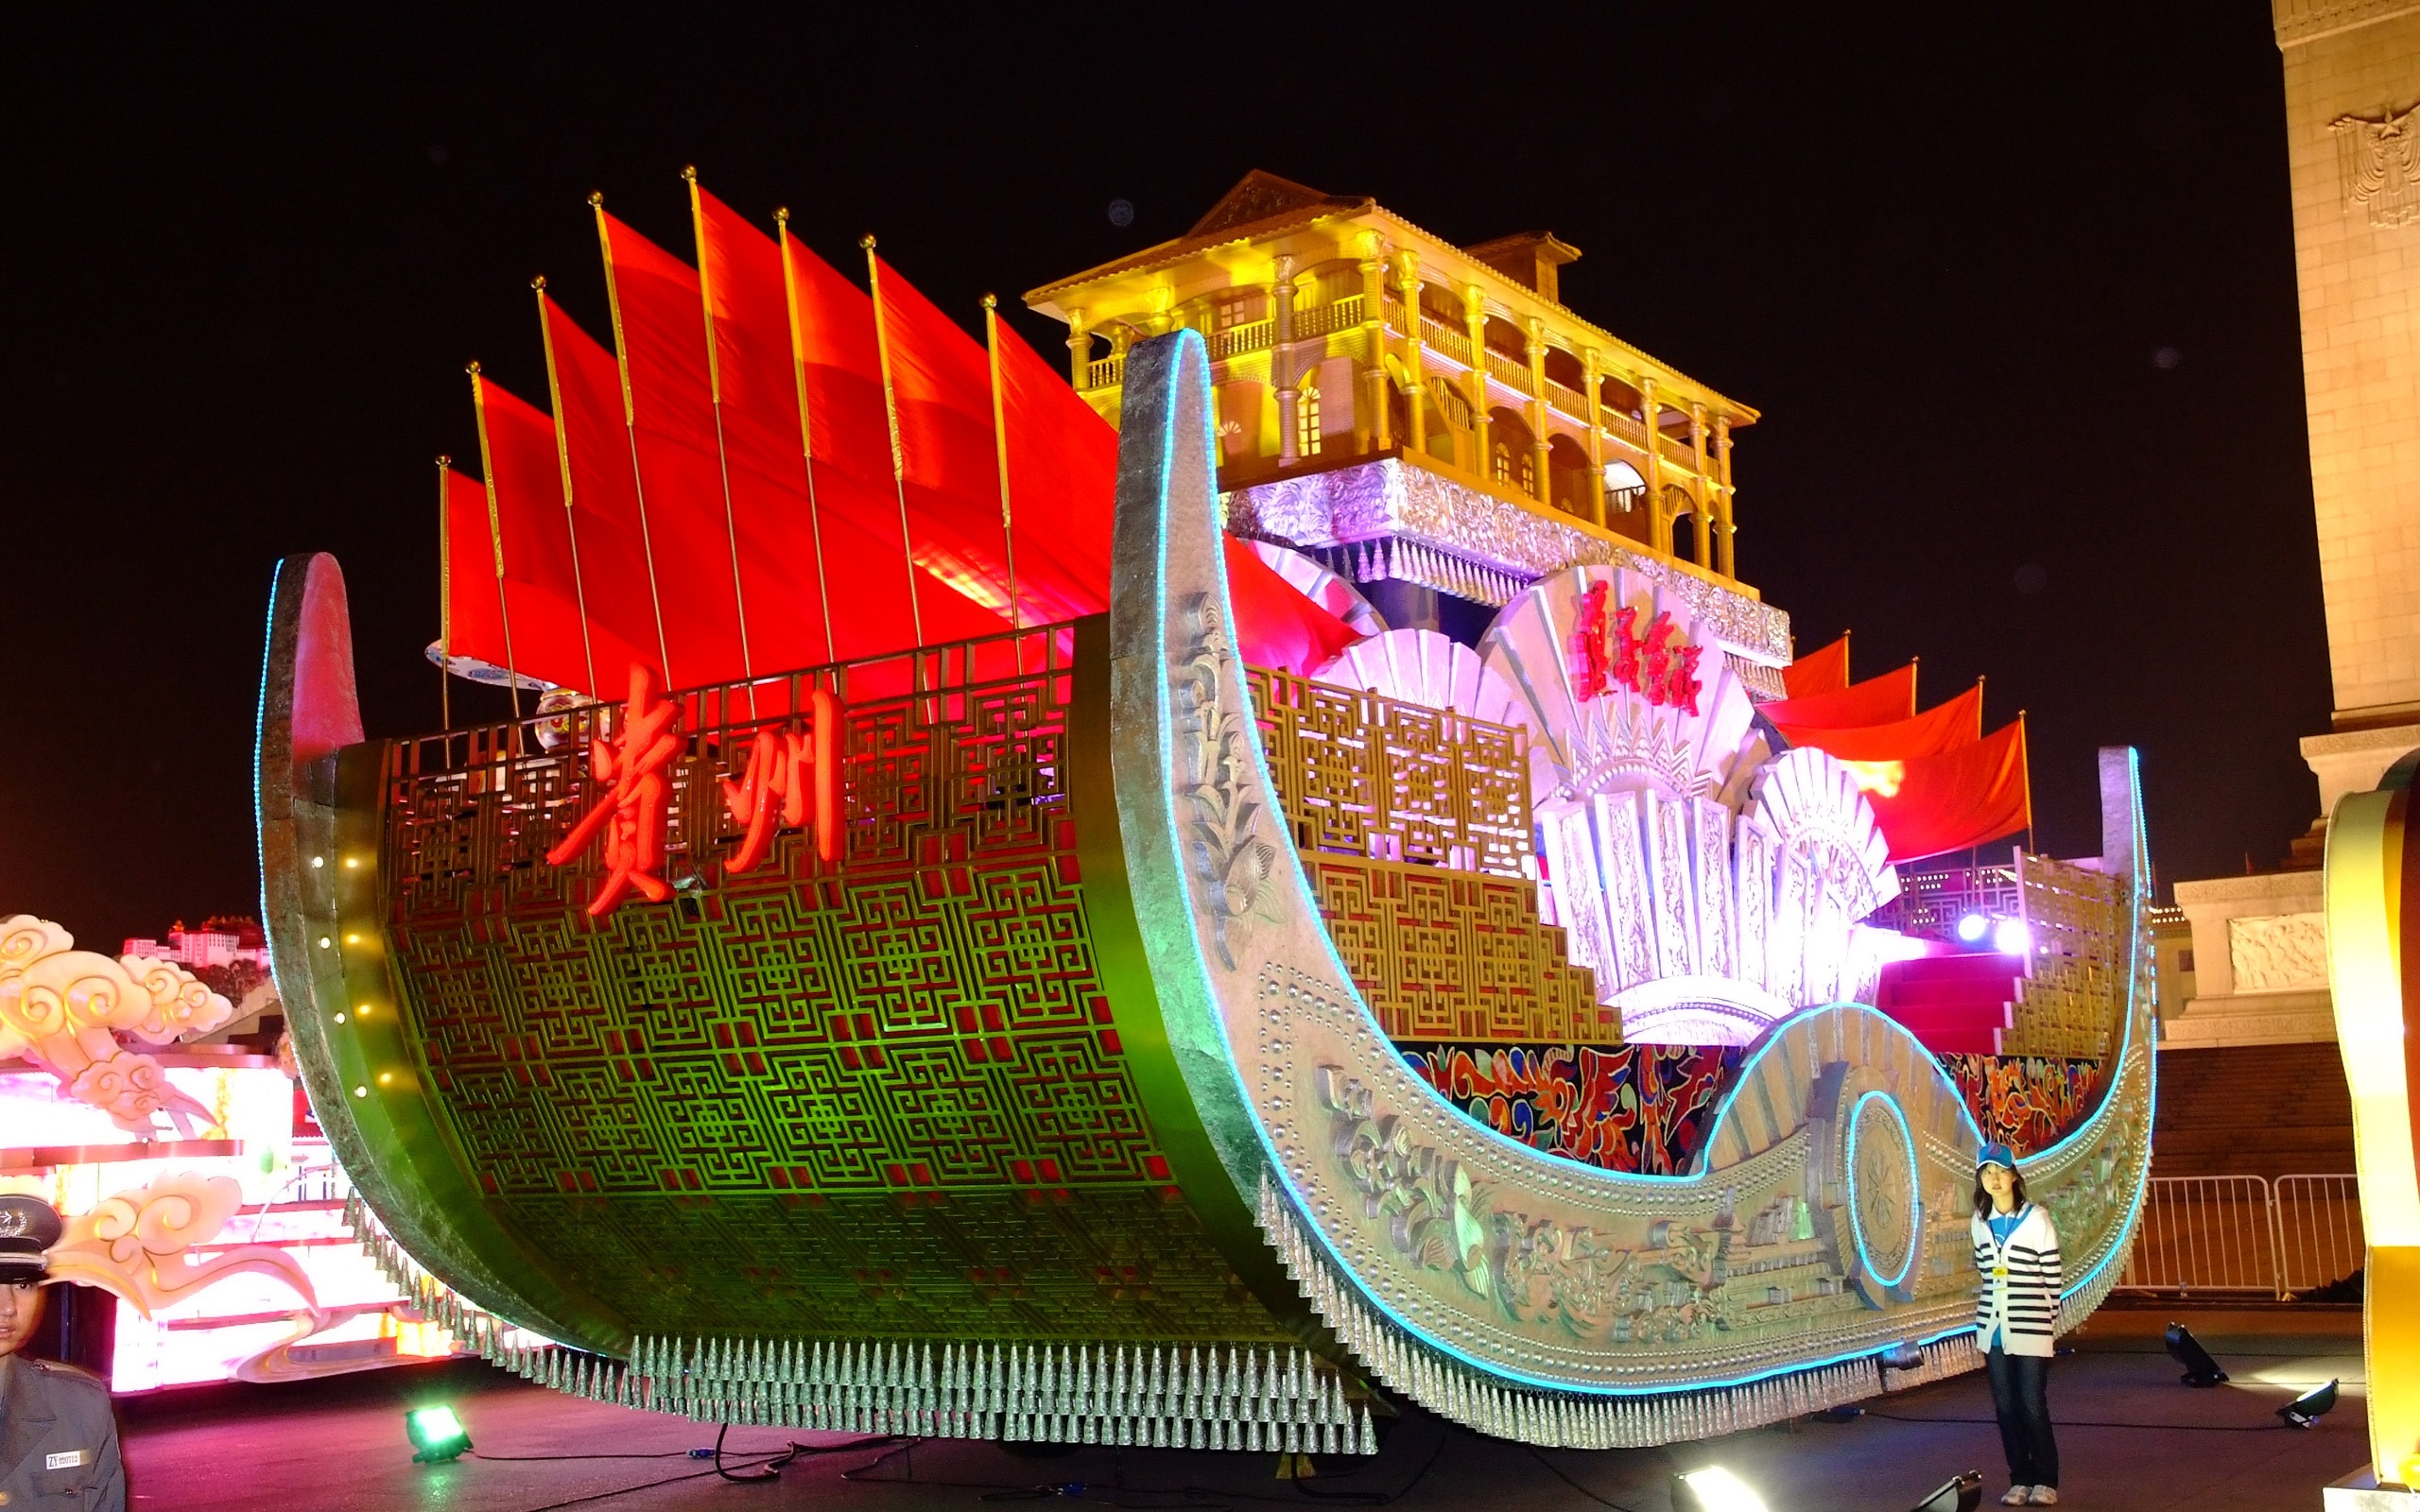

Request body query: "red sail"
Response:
[994, 314, 1115, 622]
[1854, 719, 2032, 863]
[595, 207, 747, 687]
[1782, 633, 1849, 698]
[541, 293, 671, 682]
[1772, 682, 1982, 763]
[471, 373, 654, 695]
[1760, 662, 1916, 730]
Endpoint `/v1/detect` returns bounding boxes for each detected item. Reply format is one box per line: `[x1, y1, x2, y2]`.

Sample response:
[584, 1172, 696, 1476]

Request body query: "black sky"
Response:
[2, 5, 2326, 947]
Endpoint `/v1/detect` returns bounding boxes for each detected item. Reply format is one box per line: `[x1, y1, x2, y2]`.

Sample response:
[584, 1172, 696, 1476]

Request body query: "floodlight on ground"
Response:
[1878, 1340, 1926, 1371]
[406, 1405, 473, 1464]
[1670, 1465, 1772, 1512]
[2277, 1378, 2339, 1428]
[1956, 913, 1990, 943]
[1909, 1469, 1984, 1512]
[2163, 1322, 2229, 1387]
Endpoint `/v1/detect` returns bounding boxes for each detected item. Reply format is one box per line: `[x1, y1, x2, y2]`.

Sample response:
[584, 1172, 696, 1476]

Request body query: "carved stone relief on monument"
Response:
[2334, 104, 2420, 227]
[2226, 912, 2329, 994]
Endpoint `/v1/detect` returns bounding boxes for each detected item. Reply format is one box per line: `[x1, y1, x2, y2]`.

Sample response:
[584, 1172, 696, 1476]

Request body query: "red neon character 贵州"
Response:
[718, 687, 842, 873]
[544, 662, 684, 916]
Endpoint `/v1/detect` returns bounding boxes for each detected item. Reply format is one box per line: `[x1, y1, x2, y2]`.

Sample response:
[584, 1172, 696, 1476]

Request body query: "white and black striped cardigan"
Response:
[1971, 1204, 2062, 1358]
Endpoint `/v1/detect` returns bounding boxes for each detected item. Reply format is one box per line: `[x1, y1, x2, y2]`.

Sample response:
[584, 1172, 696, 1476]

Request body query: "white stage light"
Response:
[1955, 913, 1989, 943]
[1671, 1465, 1772, 1512]
[1992, 918, 2031, 955]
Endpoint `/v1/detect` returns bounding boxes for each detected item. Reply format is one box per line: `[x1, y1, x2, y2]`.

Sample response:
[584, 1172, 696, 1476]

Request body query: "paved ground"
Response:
[116, 1321, 2369, 1512]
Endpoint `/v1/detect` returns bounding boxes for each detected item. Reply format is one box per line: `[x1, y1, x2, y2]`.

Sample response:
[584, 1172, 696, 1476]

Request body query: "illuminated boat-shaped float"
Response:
[257, 333, 2152, 1451]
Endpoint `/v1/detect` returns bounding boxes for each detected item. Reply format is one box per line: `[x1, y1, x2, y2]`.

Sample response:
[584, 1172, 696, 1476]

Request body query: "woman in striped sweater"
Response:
[1972, 1143, 2061, 1505]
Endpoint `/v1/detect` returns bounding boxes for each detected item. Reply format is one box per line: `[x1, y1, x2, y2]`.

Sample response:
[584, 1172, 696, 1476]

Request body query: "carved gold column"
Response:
[1715, 415, 1737, 578]
[1358, 233, 1390, 454]
[1639, 373, 1666, 555]
[1066, 307, 1090, 388]
[1274, 254, 1300, 468]
[1582, 347, 1606, 526]
[1525, 317, 1552, 505]
[1463, 285, 1492, 483]
[1397, 253, 1426, 456]
[1689, 403, 1713, 570]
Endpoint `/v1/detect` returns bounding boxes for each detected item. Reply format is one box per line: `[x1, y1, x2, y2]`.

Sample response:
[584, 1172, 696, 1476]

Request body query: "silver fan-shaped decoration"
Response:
[1478, 564, 1768, 816]
[1749, 747, 1901, 1006]
[1308, 628, 1528, 727]
[1246, 539, 1389, 639]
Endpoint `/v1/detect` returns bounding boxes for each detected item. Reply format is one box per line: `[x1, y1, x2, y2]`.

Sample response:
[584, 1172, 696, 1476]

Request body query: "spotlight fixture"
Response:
[406, 1404, 473, 1464]
[1878, 1340, 1926, 1372]
[1909, 1470, 1984, 1512]
[2163, 1322, 2229, 1387]
[1956, 913, 1990, 944]
[1670, 1465, 1772, 1512]
[2277, 1379, 2339, 1428]
[1991, 918, 2031, 955]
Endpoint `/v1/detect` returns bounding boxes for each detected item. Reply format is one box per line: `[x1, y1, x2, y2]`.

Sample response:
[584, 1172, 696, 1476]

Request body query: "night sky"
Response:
[6, 6, 2324, 948]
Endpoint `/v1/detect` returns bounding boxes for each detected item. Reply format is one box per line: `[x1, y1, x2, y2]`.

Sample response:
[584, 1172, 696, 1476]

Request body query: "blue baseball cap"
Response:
[1976, 1143, 2015, 1173]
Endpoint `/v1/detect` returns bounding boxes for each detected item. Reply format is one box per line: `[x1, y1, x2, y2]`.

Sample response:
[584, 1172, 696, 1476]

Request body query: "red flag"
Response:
[1782, 633, 1849, 699]
[438, 466, 505, 678]
[1761, 662, 1916, 730]
[689, 178, 842, 674]
[1773, 682, 1983, 763]
[871, 252, 1028, 614]
[540, 291, 669, 683]
[471, 372, 654, 696]
[1224, 535, 1360, 676]
[1846, 719, 2031, 862]
[994, 313, 1115, 623]
[778, 223, 999, 656]
[595, 204, 747, 687]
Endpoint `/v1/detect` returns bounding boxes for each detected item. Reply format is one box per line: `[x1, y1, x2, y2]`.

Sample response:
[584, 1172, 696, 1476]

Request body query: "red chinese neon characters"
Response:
[544, 662, 684, 916]
[719, 688, 841, 872]
[1567, 582, 1705, 714]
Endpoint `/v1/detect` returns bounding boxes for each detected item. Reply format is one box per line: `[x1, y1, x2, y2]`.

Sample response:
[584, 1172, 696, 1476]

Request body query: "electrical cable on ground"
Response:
[1522, 1443, 1646, 1512]
[1863, 1410, 2312, 1432]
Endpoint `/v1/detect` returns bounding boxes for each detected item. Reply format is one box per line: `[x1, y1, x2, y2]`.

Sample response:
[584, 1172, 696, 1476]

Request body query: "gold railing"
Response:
[1244, 665, 1532, 879]
[1210, 319, 1274, 360]
[1542, 375, 1589, 420]
[1084, 354, 1124, 390]
[1418, 316, 1473, 368]
[1292, 296, 1364, 341]
[1483, 349, 1535, 396]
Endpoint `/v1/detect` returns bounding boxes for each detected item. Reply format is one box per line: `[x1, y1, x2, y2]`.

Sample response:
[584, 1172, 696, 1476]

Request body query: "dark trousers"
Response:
[1984, 1345, 2058, 1488]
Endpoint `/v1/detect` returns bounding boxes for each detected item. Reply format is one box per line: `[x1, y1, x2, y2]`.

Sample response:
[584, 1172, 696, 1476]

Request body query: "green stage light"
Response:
[406, 1405, 473, 1464]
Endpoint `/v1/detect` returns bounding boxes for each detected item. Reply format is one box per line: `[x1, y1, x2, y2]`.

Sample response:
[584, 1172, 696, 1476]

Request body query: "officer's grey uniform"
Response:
[0, 1355, 124, 1508]
[0, 1196, 124, 1509]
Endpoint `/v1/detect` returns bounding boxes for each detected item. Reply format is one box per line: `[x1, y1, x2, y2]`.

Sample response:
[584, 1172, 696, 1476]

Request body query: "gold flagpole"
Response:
[683, 167, 756, 698]
[860, 233, 925, 645]
[469, 363, 526, 750]
[591, 192, 678, 688]
[981, 294, 1020, 632]
[534, 277, 599, 697]
[436, 455, 453, 731]
[774, 209, 836, 664]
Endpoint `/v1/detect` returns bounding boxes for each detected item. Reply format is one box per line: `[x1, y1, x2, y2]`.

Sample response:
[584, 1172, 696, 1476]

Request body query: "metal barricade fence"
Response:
[2273, 1174, 2364, 1295]
[2114, 1174, 2363, 1299]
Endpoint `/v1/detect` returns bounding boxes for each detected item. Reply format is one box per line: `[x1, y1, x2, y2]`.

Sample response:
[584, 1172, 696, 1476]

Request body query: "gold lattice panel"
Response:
[2004, 853, 2124, 1060]
[1303, 854, 1610, 1043]
[1245, 667, 1532, 877]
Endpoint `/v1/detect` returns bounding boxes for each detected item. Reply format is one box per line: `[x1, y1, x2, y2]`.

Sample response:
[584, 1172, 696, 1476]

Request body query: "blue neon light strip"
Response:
[1846, 1090, 1920, 1290]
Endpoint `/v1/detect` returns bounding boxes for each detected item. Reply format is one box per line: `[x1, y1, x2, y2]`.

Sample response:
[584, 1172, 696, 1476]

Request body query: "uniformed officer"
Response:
[0, 1196, 124, 1509]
